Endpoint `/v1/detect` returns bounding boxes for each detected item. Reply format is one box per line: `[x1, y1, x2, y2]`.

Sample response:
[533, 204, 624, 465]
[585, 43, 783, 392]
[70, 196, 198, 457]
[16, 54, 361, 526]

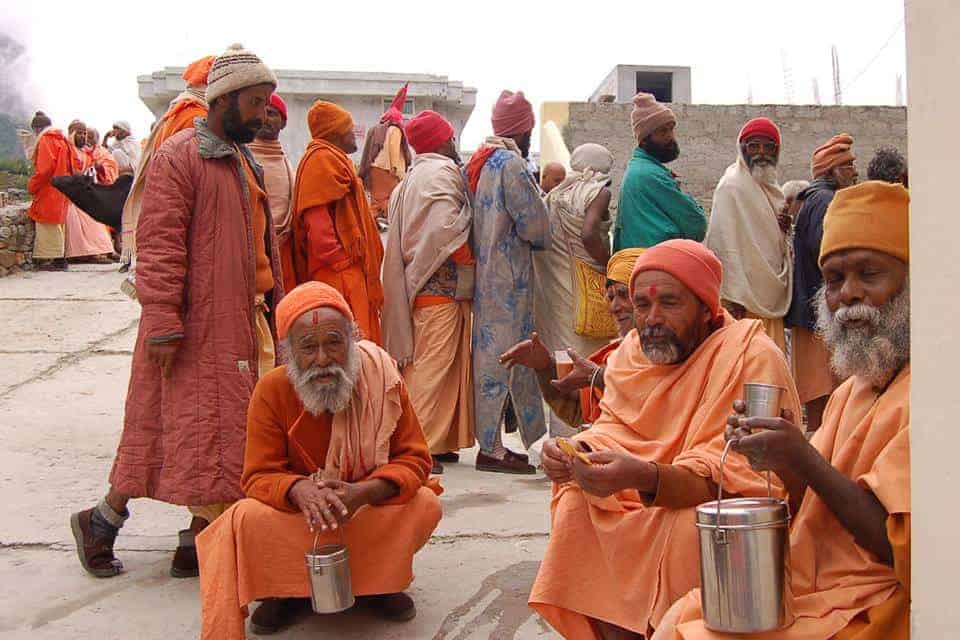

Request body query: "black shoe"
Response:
[475, 450, 536, 475]
[250, 598, 306, 635]
[361, 592, 416, 622]
[431, 457, 444, 475]
[434, 452, 460, 463]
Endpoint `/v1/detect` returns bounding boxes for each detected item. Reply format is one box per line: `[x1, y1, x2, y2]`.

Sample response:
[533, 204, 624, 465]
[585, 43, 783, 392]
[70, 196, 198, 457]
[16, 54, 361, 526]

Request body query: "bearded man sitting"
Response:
[197, 282, 441, 640]
[654, 181, 911, 640]
[528, 239, 801, 639]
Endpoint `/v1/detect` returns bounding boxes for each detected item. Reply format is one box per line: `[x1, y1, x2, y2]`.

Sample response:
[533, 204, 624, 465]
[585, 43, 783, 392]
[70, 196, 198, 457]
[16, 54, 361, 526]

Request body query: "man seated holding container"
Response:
[528, 239, 802, 639]
[197, 282, 441, 639]
[654, 181, 911, 640]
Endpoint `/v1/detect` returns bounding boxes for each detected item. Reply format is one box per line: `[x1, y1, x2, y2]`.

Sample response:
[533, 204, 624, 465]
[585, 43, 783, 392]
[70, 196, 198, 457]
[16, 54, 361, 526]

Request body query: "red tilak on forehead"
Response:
[648, 285, 658, 297]
[312, 310, 320, 325]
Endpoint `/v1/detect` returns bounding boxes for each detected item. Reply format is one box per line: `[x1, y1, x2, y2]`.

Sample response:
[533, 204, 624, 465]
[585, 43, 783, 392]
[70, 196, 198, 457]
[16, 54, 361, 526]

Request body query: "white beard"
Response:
[750, 162, 779, 186]
[285, 342, 361, 416]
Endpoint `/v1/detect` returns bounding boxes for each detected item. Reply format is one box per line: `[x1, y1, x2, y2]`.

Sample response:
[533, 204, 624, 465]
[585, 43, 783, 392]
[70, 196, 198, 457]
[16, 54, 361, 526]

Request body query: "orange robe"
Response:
[197, 353, 442, 640]
[291, 138, 385, 344]
[529, 315, 802, 638]
[27, 129, 75, 224]
[653, 366, 910, 640]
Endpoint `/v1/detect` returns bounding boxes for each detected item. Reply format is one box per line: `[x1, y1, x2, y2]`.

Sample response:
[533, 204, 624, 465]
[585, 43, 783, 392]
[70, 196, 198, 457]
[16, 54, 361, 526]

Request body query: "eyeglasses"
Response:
[743, 141, 778, 155]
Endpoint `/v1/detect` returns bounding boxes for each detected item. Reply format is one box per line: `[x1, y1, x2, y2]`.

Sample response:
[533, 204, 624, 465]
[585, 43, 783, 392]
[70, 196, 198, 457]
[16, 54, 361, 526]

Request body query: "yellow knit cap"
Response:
[819, 180, 909, 268]
[606, 248, 645, 285]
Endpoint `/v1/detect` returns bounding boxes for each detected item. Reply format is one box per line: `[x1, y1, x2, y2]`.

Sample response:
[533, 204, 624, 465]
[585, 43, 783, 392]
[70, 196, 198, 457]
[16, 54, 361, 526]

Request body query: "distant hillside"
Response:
[0, 113, 25, 160]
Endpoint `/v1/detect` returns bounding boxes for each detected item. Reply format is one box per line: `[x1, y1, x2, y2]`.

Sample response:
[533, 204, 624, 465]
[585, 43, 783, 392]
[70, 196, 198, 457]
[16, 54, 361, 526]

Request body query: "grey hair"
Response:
[782, 179, 810, 201]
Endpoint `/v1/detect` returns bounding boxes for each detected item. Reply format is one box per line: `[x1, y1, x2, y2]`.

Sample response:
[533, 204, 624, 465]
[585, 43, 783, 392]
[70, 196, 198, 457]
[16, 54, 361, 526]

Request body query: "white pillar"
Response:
[906, 0, 960, 636]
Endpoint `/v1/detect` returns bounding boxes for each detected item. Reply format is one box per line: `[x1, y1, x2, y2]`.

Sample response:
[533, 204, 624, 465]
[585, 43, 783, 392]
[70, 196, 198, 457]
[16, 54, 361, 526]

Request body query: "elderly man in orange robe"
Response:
[120, 54, 214, 268]
[197, 282, 441, 638]
[291, 100, 385, 344]
[528, 239, 802, 639]
[654, 181, 910, 640]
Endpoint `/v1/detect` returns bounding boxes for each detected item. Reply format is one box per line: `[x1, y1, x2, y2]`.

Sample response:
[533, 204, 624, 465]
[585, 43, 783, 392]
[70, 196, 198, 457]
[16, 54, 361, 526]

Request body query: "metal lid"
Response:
[696, 497, 789, 527]
[305, 544, 349, 566]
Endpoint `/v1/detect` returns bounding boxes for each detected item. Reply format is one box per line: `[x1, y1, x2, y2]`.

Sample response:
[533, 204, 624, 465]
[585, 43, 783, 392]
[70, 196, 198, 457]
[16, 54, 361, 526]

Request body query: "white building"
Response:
[589, 64, 692, 104]
[138, 68, 477, 166]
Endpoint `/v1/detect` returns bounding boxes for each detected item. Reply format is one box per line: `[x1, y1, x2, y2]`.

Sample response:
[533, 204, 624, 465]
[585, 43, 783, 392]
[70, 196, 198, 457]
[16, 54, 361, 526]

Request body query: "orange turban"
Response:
[819, 180, 910, 267]
[607, 248, 645, 285]
[181, 55, 215, 87]
[308, 100, 354, 141]
[276, 282, 355, 340]
[630, 239, 723, 321]
[811, 133, 855, 179]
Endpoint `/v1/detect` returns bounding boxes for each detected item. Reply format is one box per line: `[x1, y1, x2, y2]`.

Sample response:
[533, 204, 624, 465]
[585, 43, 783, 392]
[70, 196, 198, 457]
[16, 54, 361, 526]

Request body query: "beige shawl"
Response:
[382, 153, 472, 366]
[321, 340, 403, 482]
[248, 138, 295, 238]
[705, 154, 792, 318]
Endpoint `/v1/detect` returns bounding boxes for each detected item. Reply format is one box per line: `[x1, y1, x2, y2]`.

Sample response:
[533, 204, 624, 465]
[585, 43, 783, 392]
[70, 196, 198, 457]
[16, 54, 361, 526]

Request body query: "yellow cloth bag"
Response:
[571, 257, 617, 339]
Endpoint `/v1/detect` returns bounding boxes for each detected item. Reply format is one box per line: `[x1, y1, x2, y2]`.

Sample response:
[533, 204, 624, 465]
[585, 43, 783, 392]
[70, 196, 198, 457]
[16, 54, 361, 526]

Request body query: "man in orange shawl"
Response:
[249, 93, 296, 291]
[654, 181, 910, 640]
[64, 122, 116, 263]
[358, 83, 412, 218]
[291, 100, 385, 344]
[528, 239, 802, 639]
[197, 282, 441, 638]
[120, 54, 214, 268]
[500, 247, 645, 429]
[27, 110, 75, 271]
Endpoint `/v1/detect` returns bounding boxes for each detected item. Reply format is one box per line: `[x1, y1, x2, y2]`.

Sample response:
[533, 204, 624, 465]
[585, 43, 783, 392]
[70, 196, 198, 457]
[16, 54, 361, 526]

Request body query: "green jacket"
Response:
[613, 147, 706, 250]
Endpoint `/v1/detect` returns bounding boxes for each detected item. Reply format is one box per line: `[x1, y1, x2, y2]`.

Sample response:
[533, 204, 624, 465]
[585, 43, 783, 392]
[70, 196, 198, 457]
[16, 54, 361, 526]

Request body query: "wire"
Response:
[842, 19, 905, 93]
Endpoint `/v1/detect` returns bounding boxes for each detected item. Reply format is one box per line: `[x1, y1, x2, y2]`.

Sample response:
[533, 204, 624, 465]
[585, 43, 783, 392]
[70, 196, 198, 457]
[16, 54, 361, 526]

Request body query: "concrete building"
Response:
[589, 64, 692, 104]
[138, 68, 477, 166]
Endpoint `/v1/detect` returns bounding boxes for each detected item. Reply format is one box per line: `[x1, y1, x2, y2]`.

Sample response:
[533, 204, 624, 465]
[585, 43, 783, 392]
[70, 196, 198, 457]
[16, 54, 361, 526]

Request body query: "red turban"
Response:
[738, 117, 781, 146]
[382, 83, 409, 124]
[492, 90, 534, 137]
[405, 110, 455, 154]
[630, 239, 723, 322]
[277, 282, 355, 340]
[269, 94, 288, 122]
[181, 55, 215, 87]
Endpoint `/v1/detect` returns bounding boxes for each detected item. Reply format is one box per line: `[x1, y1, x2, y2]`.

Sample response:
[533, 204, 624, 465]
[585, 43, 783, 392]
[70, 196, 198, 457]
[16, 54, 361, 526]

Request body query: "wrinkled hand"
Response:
[540, 438, 575, 484]
[725, 402, 808, 474]
[146, 340, 181, 378]
[317, 479, 369, 520]
[289, 478, 351, 532]
[571, 450, 654, 498]
[499, 332, 552, 371]
[551, 349, 599, 396]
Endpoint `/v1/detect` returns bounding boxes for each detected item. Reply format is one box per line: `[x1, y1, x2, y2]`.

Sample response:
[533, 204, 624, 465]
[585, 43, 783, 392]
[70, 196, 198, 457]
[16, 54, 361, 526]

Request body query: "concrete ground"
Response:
[0, 266, 561, 639]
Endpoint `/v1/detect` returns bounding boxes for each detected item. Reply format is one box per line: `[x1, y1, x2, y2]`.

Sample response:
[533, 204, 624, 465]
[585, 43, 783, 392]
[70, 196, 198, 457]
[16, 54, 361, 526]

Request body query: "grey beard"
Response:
[815, 283, 910, 389]
[285, 342, 361, 416]
[640, 327, 684, 365]
[750, 162, 779, 186]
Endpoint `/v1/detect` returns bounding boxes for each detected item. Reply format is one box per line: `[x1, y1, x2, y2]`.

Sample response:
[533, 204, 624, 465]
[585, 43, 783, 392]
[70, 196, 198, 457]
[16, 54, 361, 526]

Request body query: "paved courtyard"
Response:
[0, 266, 559, 639]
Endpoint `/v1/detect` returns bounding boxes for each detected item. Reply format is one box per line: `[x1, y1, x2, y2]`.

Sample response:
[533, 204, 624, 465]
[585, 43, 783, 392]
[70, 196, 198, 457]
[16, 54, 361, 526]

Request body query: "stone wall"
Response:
[552, 102, 908, 212]
[0, 202, 34, 276]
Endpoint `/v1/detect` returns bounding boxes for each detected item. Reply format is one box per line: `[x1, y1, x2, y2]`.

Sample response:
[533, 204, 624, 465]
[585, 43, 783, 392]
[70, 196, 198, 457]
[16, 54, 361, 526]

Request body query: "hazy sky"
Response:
[3, 0, 906, 150]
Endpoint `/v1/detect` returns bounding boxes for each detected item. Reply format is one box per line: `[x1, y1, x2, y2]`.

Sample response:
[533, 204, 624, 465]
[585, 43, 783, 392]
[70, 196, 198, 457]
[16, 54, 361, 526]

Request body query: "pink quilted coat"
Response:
[109, 121, 284, 505]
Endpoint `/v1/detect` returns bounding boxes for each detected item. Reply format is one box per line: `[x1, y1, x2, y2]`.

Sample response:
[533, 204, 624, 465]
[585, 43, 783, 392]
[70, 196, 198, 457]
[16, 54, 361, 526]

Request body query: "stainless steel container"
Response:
[743, 383, 784, 420]
[305, 541, 354, 614]
[695, 442, 793, 633]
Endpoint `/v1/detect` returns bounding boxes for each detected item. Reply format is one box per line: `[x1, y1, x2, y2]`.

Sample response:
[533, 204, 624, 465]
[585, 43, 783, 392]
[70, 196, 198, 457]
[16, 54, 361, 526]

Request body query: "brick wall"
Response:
[558, 103, 908, 212]
[0, 203, 34, 276]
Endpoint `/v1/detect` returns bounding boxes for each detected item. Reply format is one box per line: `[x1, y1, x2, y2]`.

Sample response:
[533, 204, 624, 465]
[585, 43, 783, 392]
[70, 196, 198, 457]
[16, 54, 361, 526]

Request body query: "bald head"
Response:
[541, 162, 566, 194]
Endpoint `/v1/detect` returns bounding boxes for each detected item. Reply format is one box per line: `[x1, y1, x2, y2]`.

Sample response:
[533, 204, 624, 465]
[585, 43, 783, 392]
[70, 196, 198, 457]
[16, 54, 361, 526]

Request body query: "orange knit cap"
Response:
[276, 282, 355, 340]
[308, 100, 354, 141]
[181, 55, 215, 87]
[630, 239, 724, 322]
[819, 181, 910, 267]
[811, 133, 855, 179]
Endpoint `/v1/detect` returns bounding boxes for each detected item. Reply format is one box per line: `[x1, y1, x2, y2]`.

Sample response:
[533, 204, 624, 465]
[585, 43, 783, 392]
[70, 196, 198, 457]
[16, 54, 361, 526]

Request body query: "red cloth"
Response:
[405, 110, 455, 154]
[302, 204, 350, 276]
[630, 239, 723, 322]
[466, 146, 498, 195]
[738, 117, 781, 146]
[491, 90, 534, 136]
[182, 55, 215, 86]
[381, 83, 409, 124]
[276, 281, 355, 339]
[269, 93, 287, 122]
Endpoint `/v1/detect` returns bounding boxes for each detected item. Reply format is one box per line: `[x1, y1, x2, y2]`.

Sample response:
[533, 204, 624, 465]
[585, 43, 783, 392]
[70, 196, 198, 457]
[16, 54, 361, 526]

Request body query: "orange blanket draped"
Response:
[654, 366, 910, 640]
[197, 365, 441, 640]
[291, 139, 384, 343]
[529, 315, 802, 638]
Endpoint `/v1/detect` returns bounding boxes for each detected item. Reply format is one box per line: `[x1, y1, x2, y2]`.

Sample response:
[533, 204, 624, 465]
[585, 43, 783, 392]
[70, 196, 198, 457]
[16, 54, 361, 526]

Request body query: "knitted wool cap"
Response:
[277, 282, 355, 340]
[631, 92, 676, 143]
[205, 43, 277, 105]
[819, 181, 909, 267]
[630, 239, 724, 322]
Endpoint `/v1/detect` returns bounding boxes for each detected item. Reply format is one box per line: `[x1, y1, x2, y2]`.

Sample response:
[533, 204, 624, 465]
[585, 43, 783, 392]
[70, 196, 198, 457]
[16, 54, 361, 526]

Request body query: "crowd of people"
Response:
[21, 41, 911, 639]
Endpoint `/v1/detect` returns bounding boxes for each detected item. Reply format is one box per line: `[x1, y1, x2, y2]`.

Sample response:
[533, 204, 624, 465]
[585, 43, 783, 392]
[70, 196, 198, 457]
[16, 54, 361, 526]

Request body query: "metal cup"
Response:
[743, 383, 784, 418]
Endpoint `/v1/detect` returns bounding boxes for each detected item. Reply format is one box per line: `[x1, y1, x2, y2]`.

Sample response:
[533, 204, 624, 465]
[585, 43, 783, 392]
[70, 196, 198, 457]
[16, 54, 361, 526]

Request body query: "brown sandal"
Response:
[70, 508, 122, 578]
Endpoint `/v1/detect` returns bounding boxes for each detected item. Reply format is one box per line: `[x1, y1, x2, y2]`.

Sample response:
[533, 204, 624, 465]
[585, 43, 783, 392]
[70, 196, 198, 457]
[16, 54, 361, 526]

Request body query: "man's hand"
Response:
[499, 332, 552, 371]
[550, 349, 599, 396]
[289, 478, 350, 532]
[146, 339, 181, 378]
[570, 450, 656, 498]
[725, 402, 810, 475]
[317, 479, 372, 520]
[540, 438, 575, 484]
[777, 212, 792, 234]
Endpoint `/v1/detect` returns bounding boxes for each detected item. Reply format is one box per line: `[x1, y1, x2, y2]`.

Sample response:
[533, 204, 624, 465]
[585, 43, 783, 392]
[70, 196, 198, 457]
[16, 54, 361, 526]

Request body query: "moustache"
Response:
[640, 325, 676, 340]
[303, 364, 346, 385]
[834, 303, 881, 327]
